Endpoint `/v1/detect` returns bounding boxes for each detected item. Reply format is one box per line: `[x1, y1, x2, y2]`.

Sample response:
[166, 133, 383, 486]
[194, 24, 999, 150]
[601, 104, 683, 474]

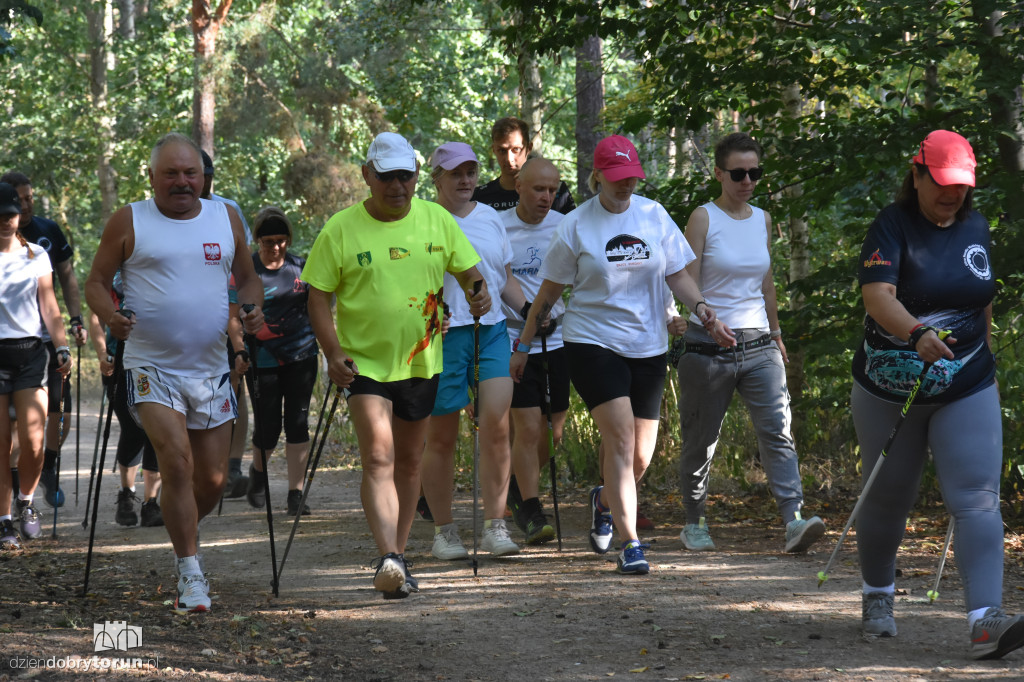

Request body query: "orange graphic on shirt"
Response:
[407, 288, 444, 365]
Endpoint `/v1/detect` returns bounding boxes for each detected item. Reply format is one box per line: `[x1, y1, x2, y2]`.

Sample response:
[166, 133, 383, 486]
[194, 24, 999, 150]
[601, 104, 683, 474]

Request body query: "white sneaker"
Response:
[480, 519, 520, 556]
[175, 573, 211, 613]
[432, 523, 469, 560]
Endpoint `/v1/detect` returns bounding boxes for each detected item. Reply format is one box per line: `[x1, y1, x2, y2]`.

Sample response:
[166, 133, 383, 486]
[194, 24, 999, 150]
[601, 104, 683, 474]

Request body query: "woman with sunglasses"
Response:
[242, 206, 319, 517]
[675, 132, 825, 555]
[512, 135, 717, 576]
[419, 142, 530, 561]
[851, 130, 1024, 657]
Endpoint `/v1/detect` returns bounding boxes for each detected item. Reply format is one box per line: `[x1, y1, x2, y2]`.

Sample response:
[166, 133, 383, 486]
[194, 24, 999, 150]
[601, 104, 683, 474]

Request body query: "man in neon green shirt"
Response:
[304, 132, 489, 599]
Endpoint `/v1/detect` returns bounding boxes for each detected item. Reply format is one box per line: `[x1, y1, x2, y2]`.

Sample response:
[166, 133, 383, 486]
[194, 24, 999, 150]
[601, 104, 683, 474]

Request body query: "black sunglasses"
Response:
[724, 167, 764, 182]
[374, 169, 416, 183]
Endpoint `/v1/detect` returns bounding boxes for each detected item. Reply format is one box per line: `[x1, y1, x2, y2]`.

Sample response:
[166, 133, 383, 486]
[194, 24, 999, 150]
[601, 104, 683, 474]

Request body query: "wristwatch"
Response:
[512, 338, 532, 354]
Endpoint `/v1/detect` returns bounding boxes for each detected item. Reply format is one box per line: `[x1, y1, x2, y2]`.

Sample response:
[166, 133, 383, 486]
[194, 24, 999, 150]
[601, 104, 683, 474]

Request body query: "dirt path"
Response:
[2, 400, 1024, 681]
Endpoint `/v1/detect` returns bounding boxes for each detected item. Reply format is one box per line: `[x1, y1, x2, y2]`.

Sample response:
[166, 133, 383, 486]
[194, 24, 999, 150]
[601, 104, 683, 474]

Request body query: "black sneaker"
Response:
[222, 469, 249, 499]
[38, 467, 65, 508]
[507, 475, 528, 534]
[286, 490, 311, 516]
[525, 511, 556, 545]
[370, 552, 410, 600]
[246, 464, 266, 509]
[115, 488, 139, 526]
[0, 518, 20, 550]
[416, 495, 433, 521]
[16, 500, 41, 540]
[398, 553, 419, 592]
[140, 498, 164, 527]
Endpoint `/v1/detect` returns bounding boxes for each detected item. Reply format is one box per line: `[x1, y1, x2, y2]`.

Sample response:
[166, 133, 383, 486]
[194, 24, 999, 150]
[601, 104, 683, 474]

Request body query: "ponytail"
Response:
[16, 231, 34, 258]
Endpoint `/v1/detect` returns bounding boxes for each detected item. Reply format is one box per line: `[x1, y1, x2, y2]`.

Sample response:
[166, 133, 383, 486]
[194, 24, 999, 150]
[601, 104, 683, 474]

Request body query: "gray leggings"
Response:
[850, 381, 1003, 611]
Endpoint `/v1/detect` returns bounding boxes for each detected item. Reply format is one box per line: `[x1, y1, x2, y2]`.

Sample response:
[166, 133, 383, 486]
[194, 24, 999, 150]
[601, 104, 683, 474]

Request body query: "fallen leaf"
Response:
[630, 666, 649, 673]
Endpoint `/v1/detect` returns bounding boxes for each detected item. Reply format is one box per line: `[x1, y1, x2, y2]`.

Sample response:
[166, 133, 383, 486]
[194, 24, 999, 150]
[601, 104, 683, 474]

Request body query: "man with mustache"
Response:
[86, 132, 264, 613]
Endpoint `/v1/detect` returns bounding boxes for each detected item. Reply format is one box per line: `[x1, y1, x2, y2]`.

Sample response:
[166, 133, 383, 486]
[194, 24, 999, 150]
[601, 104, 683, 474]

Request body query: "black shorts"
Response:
[44, 341, 71, 413]
[0, 337, 48, 395]
[511, 346, 570, 412]
[564, 342, 666, 420]
[345, 374, 440, 422]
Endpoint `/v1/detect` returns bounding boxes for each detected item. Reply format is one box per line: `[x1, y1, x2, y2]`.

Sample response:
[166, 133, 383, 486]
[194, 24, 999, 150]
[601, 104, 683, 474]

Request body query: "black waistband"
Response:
[683, 334, 773, 356]
[0, 337, 41, 350]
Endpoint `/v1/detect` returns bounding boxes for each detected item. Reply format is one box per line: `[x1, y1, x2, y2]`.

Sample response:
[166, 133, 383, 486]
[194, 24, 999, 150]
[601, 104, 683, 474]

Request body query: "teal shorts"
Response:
[432, 321, 511, 416]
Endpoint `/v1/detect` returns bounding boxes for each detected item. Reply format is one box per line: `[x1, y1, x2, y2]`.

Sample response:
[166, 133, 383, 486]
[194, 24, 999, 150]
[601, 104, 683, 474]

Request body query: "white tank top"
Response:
[691, 201, 770, 330]
[122, 198, 234, 377]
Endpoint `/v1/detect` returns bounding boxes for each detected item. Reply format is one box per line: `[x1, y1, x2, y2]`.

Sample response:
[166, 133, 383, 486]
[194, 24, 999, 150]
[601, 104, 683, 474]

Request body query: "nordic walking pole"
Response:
[81, 378, 107, 527]
[242, 303, 279, 597]
[51, 372, 69, 538]
[75, 344, 81, 506]
[540, 332, 562, 551]
[470, 279, 482, 577]
[303, 368, 329, 482]
[278, 381, 344, 583]
[83, 310, 131, 596]
[927, 518, 955, 603]
[817, 337, 948, 587]
[217, 414, 237, 517]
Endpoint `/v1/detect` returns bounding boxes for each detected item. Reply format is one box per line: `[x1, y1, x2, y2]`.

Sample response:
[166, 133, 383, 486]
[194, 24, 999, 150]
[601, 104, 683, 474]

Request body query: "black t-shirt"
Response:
[472, 178, 577, 214]
[20, 215, 73, 283]
[852, 202, 995, 404]
[252, 251, 318, 368]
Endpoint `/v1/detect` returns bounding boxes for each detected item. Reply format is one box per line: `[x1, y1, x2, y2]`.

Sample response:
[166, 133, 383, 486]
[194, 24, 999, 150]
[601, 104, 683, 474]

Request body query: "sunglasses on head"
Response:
[724, 167, 764, 182]
[374, 169, 416, 183]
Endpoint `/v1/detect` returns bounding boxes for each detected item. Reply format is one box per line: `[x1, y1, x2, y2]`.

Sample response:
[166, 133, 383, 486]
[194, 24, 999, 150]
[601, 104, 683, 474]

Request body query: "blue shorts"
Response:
[432, 321, 511, 416]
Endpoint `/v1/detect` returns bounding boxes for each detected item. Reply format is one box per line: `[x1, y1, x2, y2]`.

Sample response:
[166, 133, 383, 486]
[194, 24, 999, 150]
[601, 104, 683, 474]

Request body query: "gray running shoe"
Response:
[970, 607, 1024, 660]
[0, 518, 20, 550]
[785, 514, 825, 553]
[862, 591, 897, 637]
[680, 517, 715, 551]
[16, 500, 41, 540]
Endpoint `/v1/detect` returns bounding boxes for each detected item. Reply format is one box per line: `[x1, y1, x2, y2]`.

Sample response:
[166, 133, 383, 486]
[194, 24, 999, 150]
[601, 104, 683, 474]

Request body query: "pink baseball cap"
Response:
[431, 142, 479, 171]
[594, 135, 645, 182]
[912, 130, 976, 187]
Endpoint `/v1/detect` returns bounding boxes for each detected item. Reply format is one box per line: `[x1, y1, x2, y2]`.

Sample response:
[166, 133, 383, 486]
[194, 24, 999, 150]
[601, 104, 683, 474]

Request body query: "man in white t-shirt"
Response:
[86, 133, 264, 614]
[499, 158, 567, 545]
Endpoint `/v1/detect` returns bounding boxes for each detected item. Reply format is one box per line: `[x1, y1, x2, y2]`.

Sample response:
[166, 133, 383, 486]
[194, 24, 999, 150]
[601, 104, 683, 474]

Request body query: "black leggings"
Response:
[106, 373, 158, 472]
[251, 356, 317, 451]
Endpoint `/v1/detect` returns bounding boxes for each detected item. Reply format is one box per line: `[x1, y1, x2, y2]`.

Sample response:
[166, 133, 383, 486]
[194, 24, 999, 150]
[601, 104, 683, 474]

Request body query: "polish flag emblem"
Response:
[204, 243, 222, 261]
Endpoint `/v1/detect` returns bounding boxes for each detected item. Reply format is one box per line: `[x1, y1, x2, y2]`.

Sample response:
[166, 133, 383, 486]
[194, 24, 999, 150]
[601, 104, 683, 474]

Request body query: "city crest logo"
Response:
[136, 374, 151, 396]
[357, 251, 372, 267]
[94, 621, 142, 652]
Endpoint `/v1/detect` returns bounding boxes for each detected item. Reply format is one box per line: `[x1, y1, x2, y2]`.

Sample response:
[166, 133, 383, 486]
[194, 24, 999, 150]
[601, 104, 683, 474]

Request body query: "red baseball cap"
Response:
[594, 135, 645, 183]
[912, 130, 976, 187]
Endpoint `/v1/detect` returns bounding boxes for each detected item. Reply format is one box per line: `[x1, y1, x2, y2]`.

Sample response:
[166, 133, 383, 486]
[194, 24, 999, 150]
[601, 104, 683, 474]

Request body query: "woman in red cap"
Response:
[511, 135, 725, 575]
[852, 130, 1024, 658]
[0, 182, 72, 550]
[676, 132, 826, 555]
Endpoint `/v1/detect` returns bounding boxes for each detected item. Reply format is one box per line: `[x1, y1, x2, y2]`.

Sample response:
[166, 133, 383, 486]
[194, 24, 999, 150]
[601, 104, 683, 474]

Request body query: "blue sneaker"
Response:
[589, 486, 613, 554]
[39, 468, 65, 508]
[617, 540, 650, 575]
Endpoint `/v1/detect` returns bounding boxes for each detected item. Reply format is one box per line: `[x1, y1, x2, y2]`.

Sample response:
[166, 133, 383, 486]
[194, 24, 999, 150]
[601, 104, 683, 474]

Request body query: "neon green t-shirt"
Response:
[302, 198, 480, 382]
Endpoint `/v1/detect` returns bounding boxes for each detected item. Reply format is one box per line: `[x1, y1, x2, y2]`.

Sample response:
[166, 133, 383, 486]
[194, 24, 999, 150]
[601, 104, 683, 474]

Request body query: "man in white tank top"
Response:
[86, 133, 265, 614]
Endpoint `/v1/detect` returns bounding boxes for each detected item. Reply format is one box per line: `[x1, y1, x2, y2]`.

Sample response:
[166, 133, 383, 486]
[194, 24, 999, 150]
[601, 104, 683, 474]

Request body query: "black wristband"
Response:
[908, 325, 936, 349]
[694, 300, 708, 312]
[520, 301, 532, 320]
[69, 315, 83, 328]
[233, 349, 250, 363]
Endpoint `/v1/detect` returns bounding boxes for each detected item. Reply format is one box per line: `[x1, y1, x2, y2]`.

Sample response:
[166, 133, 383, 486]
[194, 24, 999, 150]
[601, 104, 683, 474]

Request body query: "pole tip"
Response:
[816, 571, 828, 587]
[927, 589, 939, 603]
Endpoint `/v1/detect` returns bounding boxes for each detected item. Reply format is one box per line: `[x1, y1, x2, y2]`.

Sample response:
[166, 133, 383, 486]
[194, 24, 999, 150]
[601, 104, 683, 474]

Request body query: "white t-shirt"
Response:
[541, 194, 695, 358]
[442, 202, 512, 327]
[499, 207, 566, 352]
[0, 242, 51, 339]
[122, 198, 235, 377]
[690, 202, 770, 330]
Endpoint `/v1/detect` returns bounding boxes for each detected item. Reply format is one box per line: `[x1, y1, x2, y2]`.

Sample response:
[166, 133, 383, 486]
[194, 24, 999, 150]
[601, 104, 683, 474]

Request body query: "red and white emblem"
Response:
[204, 243, 222, 261]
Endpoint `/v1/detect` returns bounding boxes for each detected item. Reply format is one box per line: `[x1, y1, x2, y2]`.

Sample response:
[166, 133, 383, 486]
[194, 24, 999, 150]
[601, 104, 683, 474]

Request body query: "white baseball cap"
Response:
[366, 132, 417, 173]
